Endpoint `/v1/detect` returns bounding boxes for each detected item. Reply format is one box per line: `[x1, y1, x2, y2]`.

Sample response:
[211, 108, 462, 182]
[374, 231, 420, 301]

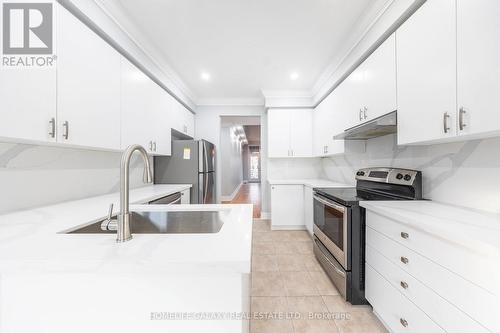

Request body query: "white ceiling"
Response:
[113, 0, 386, 102]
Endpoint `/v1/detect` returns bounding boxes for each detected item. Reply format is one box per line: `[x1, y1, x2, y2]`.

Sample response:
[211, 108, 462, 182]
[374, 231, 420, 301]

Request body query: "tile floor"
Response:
[250, 219, 388, 333]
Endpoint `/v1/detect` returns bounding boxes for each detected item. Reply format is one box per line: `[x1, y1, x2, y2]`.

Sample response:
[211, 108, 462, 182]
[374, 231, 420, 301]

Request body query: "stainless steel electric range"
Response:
[313, 167, 423, 305]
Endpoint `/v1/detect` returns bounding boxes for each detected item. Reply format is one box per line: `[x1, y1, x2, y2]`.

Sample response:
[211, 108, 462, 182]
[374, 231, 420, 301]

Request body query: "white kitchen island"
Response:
[0, 185, 253, 333]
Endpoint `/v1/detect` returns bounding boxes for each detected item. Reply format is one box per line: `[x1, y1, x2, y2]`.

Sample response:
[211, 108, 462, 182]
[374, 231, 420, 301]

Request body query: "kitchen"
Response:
[0, 0, 499, 332]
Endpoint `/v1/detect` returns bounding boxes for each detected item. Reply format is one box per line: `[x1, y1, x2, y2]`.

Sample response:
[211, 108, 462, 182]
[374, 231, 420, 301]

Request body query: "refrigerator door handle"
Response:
[204, 173, 209, 203]
[204, 142, 209, 174]
[198, 173, 204, 203]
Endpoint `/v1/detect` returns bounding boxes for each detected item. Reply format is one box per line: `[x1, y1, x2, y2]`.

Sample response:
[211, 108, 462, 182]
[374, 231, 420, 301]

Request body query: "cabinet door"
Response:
[313, 99, 327, 156]
[57, 5, 121, 149]
[120, 57, 154, 153]
[0, 66, 56, 143]
[338, 72, 363, 130]
[362, 34, 397, 120]
[457, 0, 500, 137]
[289, 109, 313, 157]
[396, 0, 456, 145]
[182, 106, 195, 137]
[151, 83, 172, 156]
[304, 186, 314, 236]
[270, 185, 304, 228]
[267, 109, 290, 158]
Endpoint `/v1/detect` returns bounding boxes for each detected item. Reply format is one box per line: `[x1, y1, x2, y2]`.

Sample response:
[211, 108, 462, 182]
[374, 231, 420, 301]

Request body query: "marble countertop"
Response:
[0, 184, 253, 332]
[360, 200, 500, 257]
[0, 184, 253, 274]
[267, 178, 352, 188]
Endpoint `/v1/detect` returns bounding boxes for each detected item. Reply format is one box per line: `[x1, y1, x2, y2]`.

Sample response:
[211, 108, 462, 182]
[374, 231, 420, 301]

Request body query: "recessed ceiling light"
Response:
[290, 72, 299, 81]
[201, 72, 211, 81]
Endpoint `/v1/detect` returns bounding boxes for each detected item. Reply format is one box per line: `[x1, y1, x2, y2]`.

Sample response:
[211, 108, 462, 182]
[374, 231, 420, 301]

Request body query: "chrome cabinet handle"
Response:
[48, 117, 56, 138]
[443, 112, 450, 133]
[359, 109, 363, 121]
[400, 318, 408, 327]
[400, 256, 409, 264]
[153, 142, 157, 152]
[363, 106, 367, 120]
[62, 121, 69, 140]
[459, 107, 467, 131]
[149, 141, 153, 151]
[400, 281, 409, 289]
[400, 232, 409, 239]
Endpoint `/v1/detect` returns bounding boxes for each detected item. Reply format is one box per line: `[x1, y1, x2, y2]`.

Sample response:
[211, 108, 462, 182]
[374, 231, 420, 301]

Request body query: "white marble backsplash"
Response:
[322, 134, 500, 213]
[267, 157, 324, 180]
[0, 143, 151, 214]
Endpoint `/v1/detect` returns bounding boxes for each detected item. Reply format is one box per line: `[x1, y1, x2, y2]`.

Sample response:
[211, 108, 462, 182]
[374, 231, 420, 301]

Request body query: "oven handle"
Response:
[314, 239, 346, 278]
[313, 194, 346, 213]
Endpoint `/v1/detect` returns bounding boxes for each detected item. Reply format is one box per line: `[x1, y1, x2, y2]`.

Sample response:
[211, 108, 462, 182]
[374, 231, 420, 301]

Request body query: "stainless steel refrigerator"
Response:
[154, 140, 216, 204]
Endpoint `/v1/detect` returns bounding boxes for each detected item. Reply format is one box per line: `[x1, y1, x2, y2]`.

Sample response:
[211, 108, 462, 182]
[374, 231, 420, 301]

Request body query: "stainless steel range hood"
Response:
[334, 111, 397, 140]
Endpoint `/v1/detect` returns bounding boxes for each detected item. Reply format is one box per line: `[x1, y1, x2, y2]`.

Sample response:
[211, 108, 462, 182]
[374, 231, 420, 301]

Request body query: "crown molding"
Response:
[196, 97, 265, 107]
[261, 90, 314, 109]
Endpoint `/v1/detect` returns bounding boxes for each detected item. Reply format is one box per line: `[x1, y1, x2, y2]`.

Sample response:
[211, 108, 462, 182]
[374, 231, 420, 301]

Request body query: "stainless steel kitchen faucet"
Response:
[117, 144, 153, 242]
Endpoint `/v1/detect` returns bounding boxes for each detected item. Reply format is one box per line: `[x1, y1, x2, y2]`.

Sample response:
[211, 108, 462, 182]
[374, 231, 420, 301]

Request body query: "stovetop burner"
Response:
[315, 167, 423, 205]
[314, 187, 405, 206]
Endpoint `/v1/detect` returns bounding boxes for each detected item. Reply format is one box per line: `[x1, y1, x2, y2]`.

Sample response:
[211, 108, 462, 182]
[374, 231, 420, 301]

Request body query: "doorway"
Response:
[220, 117, 261, 218]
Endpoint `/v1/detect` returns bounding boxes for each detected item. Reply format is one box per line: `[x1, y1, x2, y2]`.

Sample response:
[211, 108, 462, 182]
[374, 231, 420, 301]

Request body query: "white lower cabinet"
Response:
[366, 264, 445, 333]
[270, 184, 304, 229]
[181, 189, 190, 204]
[365, 211, 496, 333]
[303, 186, 314, 235]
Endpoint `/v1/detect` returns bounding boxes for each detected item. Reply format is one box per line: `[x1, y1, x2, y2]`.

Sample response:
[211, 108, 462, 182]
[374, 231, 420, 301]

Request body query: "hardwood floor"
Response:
[223, 183, 261, 218]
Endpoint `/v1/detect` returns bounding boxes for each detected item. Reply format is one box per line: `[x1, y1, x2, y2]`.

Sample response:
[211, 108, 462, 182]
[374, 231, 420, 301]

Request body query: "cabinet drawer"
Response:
[366, 211, 497, 295]
[367, 226, 497, 332]
[366, 263, 445, 333]
[366, 244, 489, 333]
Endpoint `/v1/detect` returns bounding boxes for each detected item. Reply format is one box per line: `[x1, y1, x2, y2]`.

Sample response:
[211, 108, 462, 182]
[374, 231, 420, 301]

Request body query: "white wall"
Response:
[322, 134, 500, 213]
[195, 105, 266, 203]
[0, 143, 151, 214]
[220, 127, 244, 199]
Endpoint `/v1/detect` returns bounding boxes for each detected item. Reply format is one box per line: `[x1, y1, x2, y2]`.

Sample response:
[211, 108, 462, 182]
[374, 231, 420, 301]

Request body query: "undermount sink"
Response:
[65, 210, 224, 234]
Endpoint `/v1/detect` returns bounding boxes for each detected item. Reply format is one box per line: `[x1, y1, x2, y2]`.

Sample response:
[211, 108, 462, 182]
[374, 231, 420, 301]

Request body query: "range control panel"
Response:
[355, 167, 421, 186]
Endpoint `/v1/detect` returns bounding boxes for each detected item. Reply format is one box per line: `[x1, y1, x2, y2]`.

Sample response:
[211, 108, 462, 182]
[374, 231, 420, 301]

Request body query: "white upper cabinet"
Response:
[170, 99, 195, 138]
[457, 0, 500, 138]
[268, 109, 292, 158]
[396, 0, 457, 145]
[121, 57, 172, 156]
[360, 33, 397, 121]
[313, 89, 346, 157]
[0, 65, 56, 143]
[151, 83, 172, 155]
[56, 5, 121, 150]
[120, 57, 155, 152]
[289, 109, 313, 157]
[268, 108, 312, 158]
[343, 34, 397, 129]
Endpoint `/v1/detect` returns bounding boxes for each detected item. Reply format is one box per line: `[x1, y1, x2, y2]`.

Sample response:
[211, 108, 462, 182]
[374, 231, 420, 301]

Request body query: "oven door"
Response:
[313, 193, 349, 269]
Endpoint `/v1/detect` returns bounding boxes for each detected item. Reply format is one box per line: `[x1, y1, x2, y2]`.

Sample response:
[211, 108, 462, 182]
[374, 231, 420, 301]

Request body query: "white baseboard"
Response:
[221, 182, 243, 202]
[260, 212, 271, 219]
[271, 225, 307, 231]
